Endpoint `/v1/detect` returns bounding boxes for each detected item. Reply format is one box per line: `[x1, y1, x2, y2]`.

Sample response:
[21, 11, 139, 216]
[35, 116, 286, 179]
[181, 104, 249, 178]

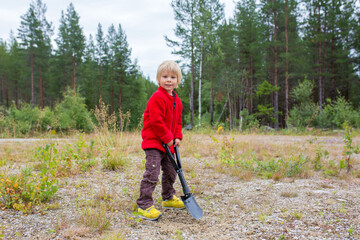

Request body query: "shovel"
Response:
[163, 144, 203, 220]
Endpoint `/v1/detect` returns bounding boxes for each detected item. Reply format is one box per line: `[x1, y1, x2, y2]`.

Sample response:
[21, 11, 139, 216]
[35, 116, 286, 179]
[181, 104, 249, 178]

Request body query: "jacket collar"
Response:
[158, 86, 177, 100]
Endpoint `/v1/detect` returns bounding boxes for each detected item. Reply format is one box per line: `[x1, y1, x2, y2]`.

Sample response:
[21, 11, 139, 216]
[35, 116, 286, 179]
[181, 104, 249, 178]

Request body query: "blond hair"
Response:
[156, 60, 182, 86]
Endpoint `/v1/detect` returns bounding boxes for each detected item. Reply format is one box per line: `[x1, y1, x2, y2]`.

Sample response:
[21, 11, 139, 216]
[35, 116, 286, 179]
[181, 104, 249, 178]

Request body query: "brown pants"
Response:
[136, 148, 177, 209]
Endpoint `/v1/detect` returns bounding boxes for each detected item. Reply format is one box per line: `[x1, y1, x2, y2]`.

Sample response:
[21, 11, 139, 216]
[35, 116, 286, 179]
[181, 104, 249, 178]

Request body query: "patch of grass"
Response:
[292, 210, 303, 219]
[43, 201, 61, 210]
[231, 168, 254, 180]
[77, 204, 112, 233]
[280, 191, 298, 198]
[101, 148, 129, 171]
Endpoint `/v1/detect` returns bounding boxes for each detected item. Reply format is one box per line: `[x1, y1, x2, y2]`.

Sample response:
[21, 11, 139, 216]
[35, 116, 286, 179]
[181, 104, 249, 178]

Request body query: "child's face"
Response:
[159, 69, 178, 95]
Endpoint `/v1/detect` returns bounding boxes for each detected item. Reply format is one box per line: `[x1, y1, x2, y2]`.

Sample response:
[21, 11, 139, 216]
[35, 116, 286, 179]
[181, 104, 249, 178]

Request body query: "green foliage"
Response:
[54, 88, 93, 132]
[101, 147, 129, 171]
[0, 165, 58, 213]
[316, 96, 360, 129]
[0, 134, 96, 212]
[0, 0, 359, 131]
[255, 80, 280, 125]
[240, 109, 259, 130]
[7, 103, 41, 134]
[212, 131, 309, 179]
[34, 134, 94, 176]
[0, 90, 94, 136]
[287, 78, 319, 128]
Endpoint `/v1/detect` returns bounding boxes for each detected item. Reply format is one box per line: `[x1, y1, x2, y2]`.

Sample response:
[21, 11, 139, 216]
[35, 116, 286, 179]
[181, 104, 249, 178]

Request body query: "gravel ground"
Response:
[1, 135, 360, 240]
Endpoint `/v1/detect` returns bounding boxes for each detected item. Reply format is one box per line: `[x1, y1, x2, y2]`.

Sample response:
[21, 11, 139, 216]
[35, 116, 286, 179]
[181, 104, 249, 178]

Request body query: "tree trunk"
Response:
[250, 55, 254, 115]
[285, 0, 289, 123]
[273, 2, 279, 130]
[198, 55, 202, 127]
[99, 64, 102, 100]
[331, 34, 336, 99]
[39, 66, 44, 109]
[30, 51, 34, 106]
[119, 75, 123, 112]
[323, 6, 327, 101]
[14, 77, 18, 107]
[1, 76, 7, 106]
[210, 64, 214, 126]
[318, 3, 323, 109]
[111, 83, 115, 114]
[72, 56, 76, 90]
[190, 39, 194, 127]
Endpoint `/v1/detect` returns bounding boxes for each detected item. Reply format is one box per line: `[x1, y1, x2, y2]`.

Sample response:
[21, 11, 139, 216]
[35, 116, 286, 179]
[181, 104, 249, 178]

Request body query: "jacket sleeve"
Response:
[174, 99, 183, 140]
[148, 94, 174, 144]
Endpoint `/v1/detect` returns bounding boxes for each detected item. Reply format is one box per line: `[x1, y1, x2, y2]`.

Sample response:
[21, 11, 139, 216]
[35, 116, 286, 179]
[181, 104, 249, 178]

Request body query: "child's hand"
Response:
[174, 138, 181, 147]
[167, 140, 174, 147]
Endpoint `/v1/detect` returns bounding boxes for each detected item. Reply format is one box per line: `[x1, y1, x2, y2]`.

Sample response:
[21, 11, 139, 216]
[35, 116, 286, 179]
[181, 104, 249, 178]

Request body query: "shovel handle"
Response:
[163, 144, 179, 171]
[163, 144, 191, 195]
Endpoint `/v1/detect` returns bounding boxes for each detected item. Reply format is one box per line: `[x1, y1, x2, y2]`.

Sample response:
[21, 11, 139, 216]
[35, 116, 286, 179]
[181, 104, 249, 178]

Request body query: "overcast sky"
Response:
[0, 0, 236, 83]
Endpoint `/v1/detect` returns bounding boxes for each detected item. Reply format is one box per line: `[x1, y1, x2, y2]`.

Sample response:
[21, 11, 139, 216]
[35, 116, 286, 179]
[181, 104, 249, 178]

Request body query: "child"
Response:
[136, 60, 185, 221]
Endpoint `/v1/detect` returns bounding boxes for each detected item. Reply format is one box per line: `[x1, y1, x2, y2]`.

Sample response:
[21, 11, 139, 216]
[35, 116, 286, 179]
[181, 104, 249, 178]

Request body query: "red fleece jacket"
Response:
[141, 86, 183, 153]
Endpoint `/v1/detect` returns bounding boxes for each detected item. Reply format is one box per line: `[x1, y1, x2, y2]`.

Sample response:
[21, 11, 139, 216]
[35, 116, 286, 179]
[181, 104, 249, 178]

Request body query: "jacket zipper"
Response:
[171, 95, 176, 133]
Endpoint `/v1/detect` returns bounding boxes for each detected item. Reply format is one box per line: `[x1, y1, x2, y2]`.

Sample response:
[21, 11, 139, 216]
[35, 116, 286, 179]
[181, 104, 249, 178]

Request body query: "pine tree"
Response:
[234, 0, 265, 116]
[0, 40, 9, 106]
[96, 23, 107, 100]
[166, 0, 200, 127]
[81, 34, 98, 109]
[55, 3, 85, 91]
[8, 33, 26, 107]
[196, 0, 225, 126]
[17, 0, 52, 106]
[107, 24, 132, 113]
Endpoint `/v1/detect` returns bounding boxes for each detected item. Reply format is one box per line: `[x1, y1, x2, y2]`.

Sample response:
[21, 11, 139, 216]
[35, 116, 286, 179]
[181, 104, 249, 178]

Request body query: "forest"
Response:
[0, 0, 360, 135]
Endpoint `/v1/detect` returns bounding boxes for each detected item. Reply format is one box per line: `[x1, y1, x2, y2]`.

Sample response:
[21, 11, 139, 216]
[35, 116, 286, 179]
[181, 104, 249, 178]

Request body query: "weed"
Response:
[312, 143, 328, 171]
[292, 211, 303, 219]
[348, 227, 355, 237]
[0, 225, 4, 240]
[0, 159, 6, 167]
[101, 147, 129, 171]
[342, 122, 359, 173]
[77, 204, 112, 232]
[176, 230, 184, 240]
[278, 235, 287, 240]
[0, 158, 58, 213]
[258, 214, 267, 223]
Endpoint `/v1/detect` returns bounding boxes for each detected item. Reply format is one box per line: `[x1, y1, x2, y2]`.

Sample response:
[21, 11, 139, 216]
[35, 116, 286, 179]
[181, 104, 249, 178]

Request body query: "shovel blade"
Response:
[181, 194, 203, 220]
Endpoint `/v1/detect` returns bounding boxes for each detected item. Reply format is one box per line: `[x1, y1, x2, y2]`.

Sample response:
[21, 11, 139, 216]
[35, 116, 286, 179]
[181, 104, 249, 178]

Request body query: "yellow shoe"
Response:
[162, 195, 185, 209]
[138, 206, 162, 221]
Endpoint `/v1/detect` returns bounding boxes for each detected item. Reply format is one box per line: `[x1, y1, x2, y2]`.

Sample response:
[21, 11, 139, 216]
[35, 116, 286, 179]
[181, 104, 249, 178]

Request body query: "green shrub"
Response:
[0, 166, 58, 213]
[54, 88, 94, 132]
[287, 78, 319, 128]
[240, 109, 259, 130]
[7, 103, 41, 134]
[39, 106, 56, 131]
[101, 147, 129, 171]
[316, 96, 360, 129]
